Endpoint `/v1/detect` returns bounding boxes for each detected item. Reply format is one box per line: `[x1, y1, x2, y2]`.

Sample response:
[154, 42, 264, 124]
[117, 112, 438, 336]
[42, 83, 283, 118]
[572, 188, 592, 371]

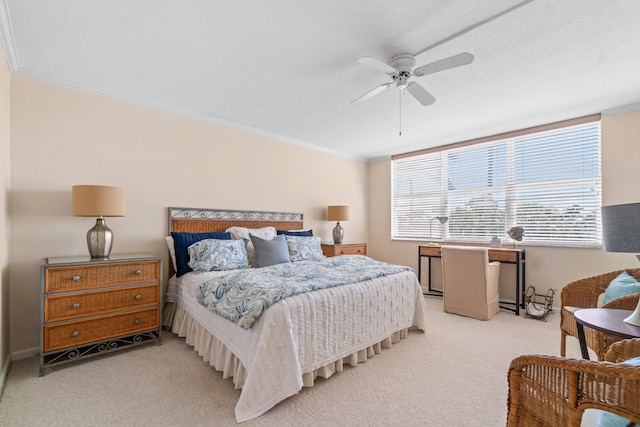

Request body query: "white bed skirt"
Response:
[168, 302, 410, 390]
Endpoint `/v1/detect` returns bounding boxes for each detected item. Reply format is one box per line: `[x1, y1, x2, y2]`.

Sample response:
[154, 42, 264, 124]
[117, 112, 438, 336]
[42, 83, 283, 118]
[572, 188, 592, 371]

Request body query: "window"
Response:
[392, 116, 602, 246]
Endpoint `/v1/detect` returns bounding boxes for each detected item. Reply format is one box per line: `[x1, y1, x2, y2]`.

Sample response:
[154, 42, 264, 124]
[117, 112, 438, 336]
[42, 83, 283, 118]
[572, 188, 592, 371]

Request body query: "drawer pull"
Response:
[71, 331, 79, 337]
[72, 303, 80, 309]
[134, 318, 141, 324]
[134, 270, 142, 275]
[72, 275, 81, 281]
[340, 251, 345, 254]
[357, 249, 361, 253]
[135, 294, 142, 300]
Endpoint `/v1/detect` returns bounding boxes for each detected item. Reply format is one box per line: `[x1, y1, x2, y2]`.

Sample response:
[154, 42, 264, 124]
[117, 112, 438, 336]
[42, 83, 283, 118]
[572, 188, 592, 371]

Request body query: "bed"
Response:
[164, 207, 427, 422]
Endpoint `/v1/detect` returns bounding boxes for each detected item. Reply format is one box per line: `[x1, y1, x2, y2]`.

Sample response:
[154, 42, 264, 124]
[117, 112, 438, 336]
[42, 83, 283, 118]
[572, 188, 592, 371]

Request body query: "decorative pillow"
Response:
[249, 234, 290, 268]
[165, 236, 177, 271]
[603, 271, 640, 305]
[286, 235, 324, 262]
[187, 239, 248, 273]
[596, 356, 640, 427]
[276, 229, 313, 236]
[170, 231, 232, 277]
[226, 226, 277, 266]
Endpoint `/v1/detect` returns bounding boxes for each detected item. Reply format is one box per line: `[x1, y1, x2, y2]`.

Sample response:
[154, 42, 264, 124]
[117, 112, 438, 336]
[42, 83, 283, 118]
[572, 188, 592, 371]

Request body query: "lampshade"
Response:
[601, 202, 640, 253]
[327, 205, 350, 222]
[72, 185, 126, 217]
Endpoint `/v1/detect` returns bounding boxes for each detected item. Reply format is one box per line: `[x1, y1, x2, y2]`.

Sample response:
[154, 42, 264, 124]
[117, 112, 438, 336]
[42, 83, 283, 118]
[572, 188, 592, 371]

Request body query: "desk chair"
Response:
[441, 246, 500, 320]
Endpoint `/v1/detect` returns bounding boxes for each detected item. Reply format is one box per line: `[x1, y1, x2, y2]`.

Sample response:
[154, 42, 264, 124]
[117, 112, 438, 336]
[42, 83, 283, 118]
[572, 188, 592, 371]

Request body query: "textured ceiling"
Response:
[2, 0, 640, 160]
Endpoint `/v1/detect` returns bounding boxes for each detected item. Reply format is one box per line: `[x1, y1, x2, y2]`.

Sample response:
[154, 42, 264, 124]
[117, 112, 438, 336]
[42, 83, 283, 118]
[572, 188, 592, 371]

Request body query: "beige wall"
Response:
[6, 73, 640, 355]
[0, 41, 10, 372]
[8, 76, 368, 353]
[367, 110, 640, 305]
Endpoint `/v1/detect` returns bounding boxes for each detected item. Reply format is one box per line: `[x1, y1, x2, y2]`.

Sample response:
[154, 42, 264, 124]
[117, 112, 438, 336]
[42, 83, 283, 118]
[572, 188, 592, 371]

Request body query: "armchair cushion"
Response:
[603, 271, 640, 305]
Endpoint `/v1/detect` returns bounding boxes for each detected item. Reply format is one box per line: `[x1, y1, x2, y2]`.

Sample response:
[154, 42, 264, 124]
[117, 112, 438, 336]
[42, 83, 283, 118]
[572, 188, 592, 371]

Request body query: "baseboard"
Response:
[0, 352, 10, 397]
[11, 346, 38, 361]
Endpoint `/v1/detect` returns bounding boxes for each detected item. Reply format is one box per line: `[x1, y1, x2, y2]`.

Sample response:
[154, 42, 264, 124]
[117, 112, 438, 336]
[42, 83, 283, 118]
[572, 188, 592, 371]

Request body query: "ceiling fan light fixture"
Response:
[352, 50, 475, 106]
[396, 75, 409, 89]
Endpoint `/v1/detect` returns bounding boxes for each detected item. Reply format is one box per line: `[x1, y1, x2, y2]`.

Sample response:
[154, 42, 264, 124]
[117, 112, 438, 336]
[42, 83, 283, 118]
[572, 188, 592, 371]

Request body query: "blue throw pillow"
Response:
[596, 356, 640, 427]
[171, 232, 231, 277]
[603, 271, 640, 305]
[250, 234, 290, 268]
[276, 229, 313, 236]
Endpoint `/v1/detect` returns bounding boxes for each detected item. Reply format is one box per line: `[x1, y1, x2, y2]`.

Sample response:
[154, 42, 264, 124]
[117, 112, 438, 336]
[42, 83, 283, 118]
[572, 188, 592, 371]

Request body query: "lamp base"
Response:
[623, 300, 640, 327]
[87, 217, 114, 259]
[333, 221, 344, 244]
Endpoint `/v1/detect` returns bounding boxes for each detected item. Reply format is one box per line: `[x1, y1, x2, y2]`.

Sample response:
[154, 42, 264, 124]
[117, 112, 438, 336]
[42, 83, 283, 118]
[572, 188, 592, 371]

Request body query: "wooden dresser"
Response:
[40, 253, 162, 375]
[321, 243, 367, 257]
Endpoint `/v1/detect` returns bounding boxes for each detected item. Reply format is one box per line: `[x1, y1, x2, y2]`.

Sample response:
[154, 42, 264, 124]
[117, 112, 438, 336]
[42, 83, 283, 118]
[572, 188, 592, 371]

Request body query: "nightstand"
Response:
[40, 253, 162, 375]
[321, 243, 367, 257]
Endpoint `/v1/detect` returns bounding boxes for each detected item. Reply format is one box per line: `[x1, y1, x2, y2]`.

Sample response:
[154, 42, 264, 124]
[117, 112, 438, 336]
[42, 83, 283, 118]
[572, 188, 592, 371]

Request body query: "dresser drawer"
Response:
[44, 261, 160, 293]
[44, 284, 160, 322]
[43, 307, 160, 352]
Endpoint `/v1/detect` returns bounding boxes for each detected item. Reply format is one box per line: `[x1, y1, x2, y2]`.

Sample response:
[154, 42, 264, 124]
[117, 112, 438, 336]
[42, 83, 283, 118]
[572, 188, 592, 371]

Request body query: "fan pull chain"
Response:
[398, 89, 402, 136]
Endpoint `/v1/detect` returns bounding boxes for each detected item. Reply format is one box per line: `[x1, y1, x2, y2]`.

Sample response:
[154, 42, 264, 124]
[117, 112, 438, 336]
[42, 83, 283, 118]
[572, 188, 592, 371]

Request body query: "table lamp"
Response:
[327, 205, 350, 244]
[72, 185, 126, 259]
[601, 202, 640, 326]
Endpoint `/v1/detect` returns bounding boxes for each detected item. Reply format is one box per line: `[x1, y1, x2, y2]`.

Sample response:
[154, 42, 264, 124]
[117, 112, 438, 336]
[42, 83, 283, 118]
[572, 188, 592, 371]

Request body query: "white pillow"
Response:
[165, 236, 177, 271]
[225, 226, 277, 266]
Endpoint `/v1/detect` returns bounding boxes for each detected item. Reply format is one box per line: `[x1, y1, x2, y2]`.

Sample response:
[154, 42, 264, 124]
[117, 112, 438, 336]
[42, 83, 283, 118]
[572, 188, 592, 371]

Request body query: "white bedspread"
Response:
[168, 261, 427, 422]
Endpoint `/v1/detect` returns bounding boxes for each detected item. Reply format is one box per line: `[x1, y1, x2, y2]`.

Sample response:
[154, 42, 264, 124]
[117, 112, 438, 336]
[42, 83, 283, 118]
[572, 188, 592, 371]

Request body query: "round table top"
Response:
[574, 308, 640, 339]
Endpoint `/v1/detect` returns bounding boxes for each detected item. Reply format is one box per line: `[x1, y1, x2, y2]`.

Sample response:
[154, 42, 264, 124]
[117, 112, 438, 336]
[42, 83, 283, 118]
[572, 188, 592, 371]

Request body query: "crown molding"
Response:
[14, 67, 367, 162]
[0, 0, 19, 72]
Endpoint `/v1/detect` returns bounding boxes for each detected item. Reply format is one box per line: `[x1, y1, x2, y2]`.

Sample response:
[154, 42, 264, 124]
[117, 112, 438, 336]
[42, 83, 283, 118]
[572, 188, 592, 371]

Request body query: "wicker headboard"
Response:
[168, 207, 304, 233]
[167, 207, 304, 276]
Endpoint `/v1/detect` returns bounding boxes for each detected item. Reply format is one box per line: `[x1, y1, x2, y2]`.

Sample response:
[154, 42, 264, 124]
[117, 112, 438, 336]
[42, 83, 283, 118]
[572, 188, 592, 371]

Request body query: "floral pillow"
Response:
[285, 235, 324, 262]
[187, 239, 248, 273]
[170, 231, 232, 277]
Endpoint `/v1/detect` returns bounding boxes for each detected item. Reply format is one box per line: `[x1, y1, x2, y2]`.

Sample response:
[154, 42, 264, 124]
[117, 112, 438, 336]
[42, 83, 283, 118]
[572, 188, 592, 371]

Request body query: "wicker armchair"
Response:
[507, 338, 640, 427]
[560, 268, 640, 360]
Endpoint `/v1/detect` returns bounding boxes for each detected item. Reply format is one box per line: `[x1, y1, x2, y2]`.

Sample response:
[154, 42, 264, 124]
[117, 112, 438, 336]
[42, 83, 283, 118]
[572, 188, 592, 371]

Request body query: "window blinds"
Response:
[392, 119, 602, 246]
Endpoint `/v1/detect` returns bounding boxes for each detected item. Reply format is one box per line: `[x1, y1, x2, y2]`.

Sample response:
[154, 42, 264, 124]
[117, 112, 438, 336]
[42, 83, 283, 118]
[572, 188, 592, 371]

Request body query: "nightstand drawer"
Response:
[336, 245, 366, 255]
[44, 261, 160, 293]
[43, 307, 160, 352]
[44, 284, 160, 322]
[321, 243, 367, 257]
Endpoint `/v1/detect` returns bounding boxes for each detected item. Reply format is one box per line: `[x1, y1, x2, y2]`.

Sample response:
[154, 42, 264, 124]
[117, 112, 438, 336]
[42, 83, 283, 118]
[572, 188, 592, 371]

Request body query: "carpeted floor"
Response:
[0, 297, 591, 426]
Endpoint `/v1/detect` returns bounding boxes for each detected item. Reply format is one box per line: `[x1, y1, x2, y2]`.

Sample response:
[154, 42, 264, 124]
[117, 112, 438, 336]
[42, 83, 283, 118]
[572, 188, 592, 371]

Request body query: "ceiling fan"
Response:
[350, 51, 474, 106]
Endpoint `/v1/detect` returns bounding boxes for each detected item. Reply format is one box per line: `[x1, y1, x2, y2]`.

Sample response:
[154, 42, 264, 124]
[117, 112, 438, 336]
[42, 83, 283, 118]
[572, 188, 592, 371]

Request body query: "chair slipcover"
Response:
[441, 246, 500, 320]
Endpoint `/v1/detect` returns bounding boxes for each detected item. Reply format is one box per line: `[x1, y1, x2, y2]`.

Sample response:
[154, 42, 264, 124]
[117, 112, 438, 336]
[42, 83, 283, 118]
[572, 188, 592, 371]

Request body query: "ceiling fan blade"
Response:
[350, 82, 393, 104]
[357, 56, 398, 74]
[413, 52, 474, 77]
[406, 82, 436, 106]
